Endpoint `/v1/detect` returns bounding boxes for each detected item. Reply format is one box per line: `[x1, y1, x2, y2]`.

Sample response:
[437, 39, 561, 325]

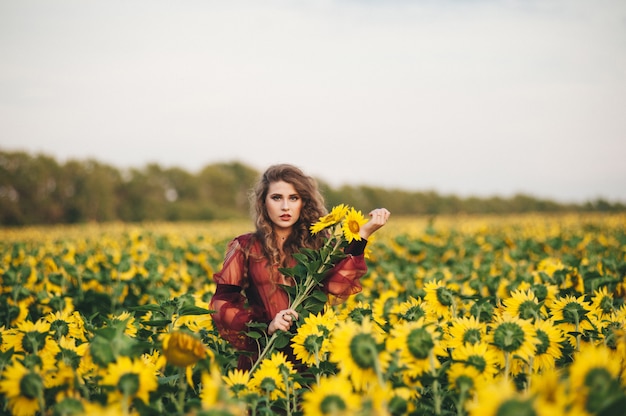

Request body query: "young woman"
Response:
[209, 164, 390, 370]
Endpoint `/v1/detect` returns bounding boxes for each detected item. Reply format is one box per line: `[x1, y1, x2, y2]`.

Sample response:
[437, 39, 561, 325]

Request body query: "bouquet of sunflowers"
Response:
[248, 204, 369, 373]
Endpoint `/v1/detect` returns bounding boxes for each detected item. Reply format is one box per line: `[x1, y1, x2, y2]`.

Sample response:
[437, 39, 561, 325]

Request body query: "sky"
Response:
[1, 0, 625, 204]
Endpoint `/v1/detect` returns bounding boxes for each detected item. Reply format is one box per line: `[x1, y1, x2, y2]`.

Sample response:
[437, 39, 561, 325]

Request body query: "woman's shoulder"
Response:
[233, 232, 256, 247]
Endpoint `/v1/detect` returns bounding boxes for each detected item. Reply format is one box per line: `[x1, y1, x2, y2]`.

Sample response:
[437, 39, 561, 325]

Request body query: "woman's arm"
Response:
[209, 236, 260, 351]
[322, 208, 391, 301]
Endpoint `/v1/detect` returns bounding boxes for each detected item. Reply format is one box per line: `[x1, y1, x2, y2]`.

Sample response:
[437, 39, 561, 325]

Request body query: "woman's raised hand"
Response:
[359, 208, 391, 240]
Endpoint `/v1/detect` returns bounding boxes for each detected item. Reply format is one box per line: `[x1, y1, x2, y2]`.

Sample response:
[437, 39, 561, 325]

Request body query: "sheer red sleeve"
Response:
[209, 236, 259, 351]
[322, 239, 368, 303]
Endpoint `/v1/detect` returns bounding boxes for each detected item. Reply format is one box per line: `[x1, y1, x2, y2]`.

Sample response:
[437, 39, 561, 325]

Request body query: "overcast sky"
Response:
[1, 0, 625, 203]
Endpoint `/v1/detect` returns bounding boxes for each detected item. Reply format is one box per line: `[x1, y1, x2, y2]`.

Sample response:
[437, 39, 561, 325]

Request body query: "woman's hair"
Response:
[250, 164, 328, 266]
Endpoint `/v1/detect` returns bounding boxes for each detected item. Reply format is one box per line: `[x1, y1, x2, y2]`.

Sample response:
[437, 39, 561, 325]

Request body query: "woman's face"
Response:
[265, 180, 303, 232]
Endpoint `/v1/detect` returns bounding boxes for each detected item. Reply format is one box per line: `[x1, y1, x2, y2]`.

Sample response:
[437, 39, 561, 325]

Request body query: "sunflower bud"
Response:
[162, 331, 207, 367]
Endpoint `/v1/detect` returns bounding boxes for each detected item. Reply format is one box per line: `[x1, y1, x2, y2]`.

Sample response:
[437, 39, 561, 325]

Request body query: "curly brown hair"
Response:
[250, 164, 328, 267]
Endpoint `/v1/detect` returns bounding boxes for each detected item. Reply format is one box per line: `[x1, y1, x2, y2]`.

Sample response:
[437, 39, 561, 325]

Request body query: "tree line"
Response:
[1, 149, 623, 226]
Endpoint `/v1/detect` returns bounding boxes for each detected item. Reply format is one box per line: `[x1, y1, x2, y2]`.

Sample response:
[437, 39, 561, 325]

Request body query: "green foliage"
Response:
[2, 149, 625, 226]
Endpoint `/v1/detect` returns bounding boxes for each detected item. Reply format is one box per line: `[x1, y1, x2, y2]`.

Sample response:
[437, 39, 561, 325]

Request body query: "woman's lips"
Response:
[280, 215, 291, 221]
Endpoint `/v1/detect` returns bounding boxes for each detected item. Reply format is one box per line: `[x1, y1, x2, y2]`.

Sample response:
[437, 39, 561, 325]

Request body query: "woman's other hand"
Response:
[359, 208, 391, 240]
[268, 308, 299, 335]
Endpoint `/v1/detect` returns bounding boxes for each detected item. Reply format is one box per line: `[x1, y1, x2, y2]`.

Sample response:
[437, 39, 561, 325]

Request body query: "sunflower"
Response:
[488, 314, 538, 378]
[451, 342, 500, 379]
[310, 204, 349, 234]
[108, 311, 138, 337]
[0, 360, 45, 416]
[468, 379, 539, 416]
[172, 297, 214, 333]
[387, 318, 440, 380]
[424, 279, 456, 320]
[301, 375, 361, 416]
[548, 295, 593, 348]
[199, 364, 223, 408]
[45, 310, 88, 342]
[447, 363, 484, 396]
[372, 289, 399, 328]
[444, 315, 488, 350]
[248, 351, 299, 401]
[336, 300, 373, 325]
[529, 368, 571, 415]
[162, 330, 209, 368]
[222, 368, 251, 399]
[501, 289, 546, 322]
[568, 342, 622, 413]
[589, 286, 615, 322]
[329, 317, 389, 392]
[530, 319, 565, 372]
[292, 327, 325, 367]
[388, 296, 427, 326]
[5, 319, 56, 355]
[100, 356, 158, 404]
[291, 310, 338, 366]
[341, 207, 368, 243]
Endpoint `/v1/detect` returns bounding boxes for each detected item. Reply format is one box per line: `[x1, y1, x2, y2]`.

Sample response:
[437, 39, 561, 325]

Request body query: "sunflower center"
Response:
[117, 373, 140, 397]
[535, 329, 550, 355]
[407, 328, 434, 359]
[496, 399, 536, 416]
[466, 355, 487, 373]
[348, 220, 360, 234]
[436, 287, 454, 306]
[320, 395, 347, 414]
[518, 301, 539, 321]
[20, 372, 44, 399]
[462, 329, 482, 345]
[492, 322, 525, 352]
[349, 333, 378, 369]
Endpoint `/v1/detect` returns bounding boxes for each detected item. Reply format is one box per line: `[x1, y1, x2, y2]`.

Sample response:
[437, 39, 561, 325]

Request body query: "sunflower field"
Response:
[1, 213, 626, 416]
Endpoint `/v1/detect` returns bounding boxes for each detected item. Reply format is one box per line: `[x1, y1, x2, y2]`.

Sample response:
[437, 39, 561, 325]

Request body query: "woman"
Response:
[209, 164, 390, 370]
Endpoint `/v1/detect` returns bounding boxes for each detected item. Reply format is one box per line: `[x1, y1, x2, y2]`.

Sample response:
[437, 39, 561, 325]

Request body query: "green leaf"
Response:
[90, 335, 116, 366]
[178, 305, 213, 316]
[273, 332, 291, 349]
[141, 319, 172, 328]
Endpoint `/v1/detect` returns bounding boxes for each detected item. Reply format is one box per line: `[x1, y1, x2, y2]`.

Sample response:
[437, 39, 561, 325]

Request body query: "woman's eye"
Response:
[271, 195, 282, 201]
[290, 196, 299, 201]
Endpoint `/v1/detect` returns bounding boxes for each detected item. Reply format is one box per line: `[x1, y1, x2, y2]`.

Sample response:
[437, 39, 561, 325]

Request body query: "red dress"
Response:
[209, 233, 368, 369]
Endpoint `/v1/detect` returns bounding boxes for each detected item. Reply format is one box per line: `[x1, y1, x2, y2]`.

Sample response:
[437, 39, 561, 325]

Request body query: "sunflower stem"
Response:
[574, 314, 581, 352]
[176, 366, 187, 415]
[526, 357, 534, 393]
[250, 332, 278, 374]
[430, 350, 442, 415]
[456, 384, 469, 416]
[504, 351, 511, 382]
[281, 367, 292, 416]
